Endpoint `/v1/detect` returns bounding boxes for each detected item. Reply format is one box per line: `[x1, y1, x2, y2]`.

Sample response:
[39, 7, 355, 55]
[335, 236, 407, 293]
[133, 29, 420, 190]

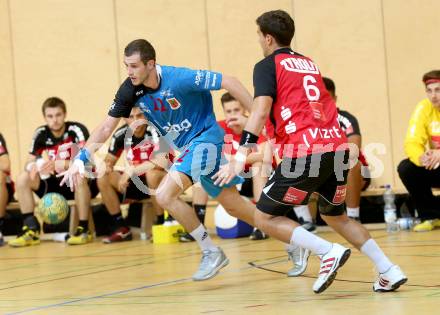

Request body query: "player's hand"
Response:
[58, 159, 85, 191]
[39, 160, 55, 176]
[28, 163, 39, 181]
[421, 149, 440, 170]
[226, 115, 248, 129]
[212, 158, 245, 187]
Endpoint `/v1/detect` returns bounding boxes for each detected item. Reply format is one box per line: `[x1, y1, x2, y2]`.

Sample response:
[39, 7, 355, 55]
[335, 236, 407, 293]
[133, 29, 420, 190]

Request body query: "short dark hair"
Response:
[322, 77, 336, 95]
[422, 70, 440, 85]
[42, 97, 66, 115]
[220, 92, 236, 107]
[124, 39, 156, 64]
[256, 10, 295, 46]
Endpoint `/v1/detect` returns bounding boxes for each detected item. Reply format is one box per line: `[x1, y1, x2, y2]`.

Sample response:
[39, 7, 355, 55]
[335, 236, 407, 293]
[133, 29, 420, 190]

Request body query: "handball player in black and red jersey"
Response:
[9, 97, 97, 247]
[215, 10, 407, 293]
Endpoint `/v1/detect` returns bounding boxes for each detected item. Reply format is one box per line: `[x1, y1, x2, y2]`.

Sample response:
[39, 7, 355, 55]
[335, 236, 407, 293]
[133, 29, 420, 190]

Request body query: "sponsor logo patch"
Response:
[166, 97, 181, 110]
[282, 187, 308, 204]
[332, 185, 347, 204]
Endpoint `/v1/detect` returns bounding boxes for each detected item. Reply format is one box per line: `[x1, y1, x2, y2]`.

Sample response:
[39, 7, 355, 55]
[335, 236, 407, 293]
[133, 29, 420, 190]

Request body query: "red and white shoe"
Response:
[313, 243, 351, 294]
[373, 265, 407, 292]
[102, 226, 133, 244]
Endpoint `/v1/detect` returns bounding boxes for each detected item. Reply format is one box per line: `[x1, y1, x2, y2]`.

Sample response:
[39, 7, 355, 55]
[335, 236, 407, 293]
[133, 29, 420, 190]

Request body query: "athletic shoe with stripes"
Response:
[373, 265, 407, 292]
[312, 243, 351, 293]
[102, 226, 133, 244]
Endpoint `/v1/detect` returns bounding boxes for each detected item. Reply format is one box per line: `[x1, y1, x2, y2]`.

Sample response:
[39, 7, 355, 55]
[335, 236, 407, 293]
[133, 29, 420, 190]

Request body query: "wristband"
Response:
[235, 152, 247, 163]
[73, 159, 85, 175]
[25, 161, 36, 172]
[239, 130, 259, 148]
[35, 158, 46, 172]
[76, 148, 91, 163]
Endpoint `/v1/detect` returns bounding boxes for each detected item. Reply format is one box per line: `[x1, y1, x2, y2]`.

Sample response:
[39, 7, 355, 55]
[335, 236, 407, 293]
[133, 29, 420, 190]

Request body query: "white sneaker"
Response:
[373, 265, 407, 292]
[287, 246, 310, 277]
[312, 243, 351, 294]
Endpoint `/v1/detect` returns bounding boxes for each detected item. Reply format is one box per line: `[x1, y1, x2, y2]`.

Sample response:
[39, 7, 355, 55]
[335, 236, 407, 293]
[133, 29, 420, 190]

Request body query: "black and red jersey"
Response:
[29, 122, 89, 160]
[0, 133, 12, 182]
[0, 133, 8, 157]
[108, 124, 161, 165]
[337, 109, 368, 167]
[253, 48, 346, 158]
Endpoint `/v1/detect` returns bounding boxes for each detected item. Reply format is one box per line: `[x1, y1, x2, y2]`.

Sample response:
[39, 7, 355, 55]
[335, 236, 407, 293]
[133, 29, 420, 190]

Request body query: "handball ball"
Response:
[36, 193, 69, 225]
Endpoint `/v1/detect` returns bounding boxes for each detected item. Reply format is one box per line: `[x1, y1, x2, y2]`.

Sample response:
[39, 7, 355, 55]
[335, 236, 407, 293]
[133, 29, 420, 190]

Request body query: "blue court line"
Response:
[5, 277, 191, 315]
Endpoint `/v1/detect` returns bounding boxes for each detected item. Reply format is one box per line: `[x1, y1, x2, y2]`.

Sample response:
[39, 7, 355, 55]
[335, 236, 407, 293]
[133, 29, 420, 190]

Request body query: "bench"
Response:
[5, 193, 200, 239]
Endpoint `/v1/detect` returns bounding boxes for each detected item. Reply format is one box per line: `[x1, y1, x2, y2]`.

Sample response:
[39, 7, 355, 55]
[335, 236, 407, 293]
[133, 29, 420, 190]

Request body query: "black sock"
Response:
[78, 220, 88, 232]
[112, 212, 128, 228]
[194, 204, 206, 224]
[23, 213, 40, 231]
[156, 214, 165, 225]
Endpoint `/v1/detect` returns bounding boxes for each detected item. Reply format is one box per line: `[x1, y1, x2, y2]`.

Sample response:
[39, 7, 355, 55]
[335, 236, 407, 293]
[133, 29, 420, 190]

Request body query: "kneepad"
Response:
[318, 197, 345, 216]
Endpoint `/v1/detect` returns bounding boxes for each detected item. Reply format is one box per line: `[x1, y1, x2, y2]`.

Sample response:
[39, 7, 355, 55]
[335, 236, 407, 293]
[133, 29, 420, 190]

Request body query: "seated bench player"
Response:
[98, 105, 170, 243]
[8, 97, 97, 247]
[0, 132, 14, 246]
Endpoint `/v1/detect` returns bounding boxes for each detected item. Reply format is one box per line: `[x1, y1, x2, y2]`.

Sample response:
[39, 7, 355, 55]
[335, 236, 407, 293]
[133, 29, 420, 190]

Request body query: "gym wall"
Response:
[0, 0, 438, 189]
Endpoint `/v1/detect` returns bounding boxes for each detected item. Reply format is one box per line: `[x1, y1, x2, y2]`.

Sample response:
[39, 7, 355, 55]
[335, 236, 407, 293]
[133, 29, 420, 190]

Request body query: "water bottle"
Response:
[397, 217, 420, 230]
[383, 185, 399, 233]
[397, 203, 420, 230]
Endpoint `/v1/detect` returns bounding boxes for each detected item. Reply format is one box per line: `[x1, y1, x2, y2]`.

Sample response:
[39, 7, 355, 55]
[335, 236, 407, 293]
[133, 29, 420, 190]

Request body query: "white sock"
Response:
[290, 226, 332, 255]
[360, 239, 393, 273]
[294, 205, 312, 222]
[347, 207, 360, 218]
[190, 224, 217, 251]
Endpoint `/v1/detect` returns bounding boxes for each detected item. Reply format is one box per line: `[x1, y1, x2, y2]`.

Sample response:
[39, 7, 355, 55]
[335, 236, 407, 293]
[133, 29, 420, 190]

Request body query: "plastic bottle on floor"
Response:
[383, 185, 399, 233]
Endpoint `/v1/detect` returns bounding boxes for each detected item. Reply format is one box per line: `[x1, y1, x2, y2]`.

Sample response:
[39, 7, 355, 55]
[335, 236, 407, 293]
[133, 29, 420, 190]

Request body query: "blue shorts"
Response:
[171, 141, 243, 197]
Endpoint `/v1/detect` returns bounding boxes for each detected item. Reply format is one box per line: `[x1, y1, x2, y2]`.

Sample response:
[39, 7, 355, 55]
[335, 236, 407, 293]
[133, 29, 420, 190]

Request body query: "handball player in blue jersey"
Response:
[60, 39, 261, 281]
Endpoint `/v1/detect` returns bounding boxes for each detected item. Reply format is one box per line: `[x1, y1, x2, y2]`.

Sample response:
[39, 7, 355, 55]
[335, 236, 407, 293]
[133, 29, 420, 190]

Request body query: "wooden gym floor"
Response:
[0, 225, 438, 315]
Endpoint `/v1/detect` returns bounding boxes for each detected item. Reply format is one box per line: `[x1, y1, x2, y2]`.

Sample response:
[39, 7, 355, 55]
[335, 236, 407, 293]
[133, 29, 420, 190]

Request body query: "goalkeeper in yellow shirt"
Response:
[398, 70, 440, 232]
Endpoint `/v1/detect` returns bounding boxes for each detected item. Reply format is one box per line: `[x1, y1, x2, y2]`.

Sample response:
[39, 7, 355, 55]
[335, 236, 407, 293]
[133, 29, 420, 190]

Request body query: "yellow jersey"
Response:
[404, 98, 440, 166]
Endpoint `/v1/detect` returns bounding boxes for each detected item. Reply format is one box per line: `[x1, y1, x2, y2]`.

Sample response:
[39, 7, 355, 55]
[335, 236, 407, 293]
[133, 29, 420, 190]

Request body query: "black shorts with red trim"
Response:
[118, 176, 150, 203]
[256, 151, 349, 217]
[34, 176, 99, 200]
[237, 176, 254, 198]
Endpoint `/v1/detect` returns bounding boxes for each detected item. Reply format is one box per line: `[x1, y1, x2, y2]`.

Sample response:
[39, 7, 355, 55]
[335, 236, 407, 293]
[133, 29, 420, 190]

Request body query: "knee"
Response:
[321, 212, 349, 225]
[397, 159, 416, 180]
[318, 197, 344, 216]
[155, 190, 175, 209]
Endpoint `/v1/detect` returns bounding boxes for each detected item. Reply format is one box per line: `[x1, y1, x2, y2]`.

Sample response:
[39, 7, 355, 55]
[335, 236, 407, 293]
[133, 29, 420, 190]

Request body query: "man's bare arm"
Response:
[221, 75, 253, 112]
[84, 116, 121, 153]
